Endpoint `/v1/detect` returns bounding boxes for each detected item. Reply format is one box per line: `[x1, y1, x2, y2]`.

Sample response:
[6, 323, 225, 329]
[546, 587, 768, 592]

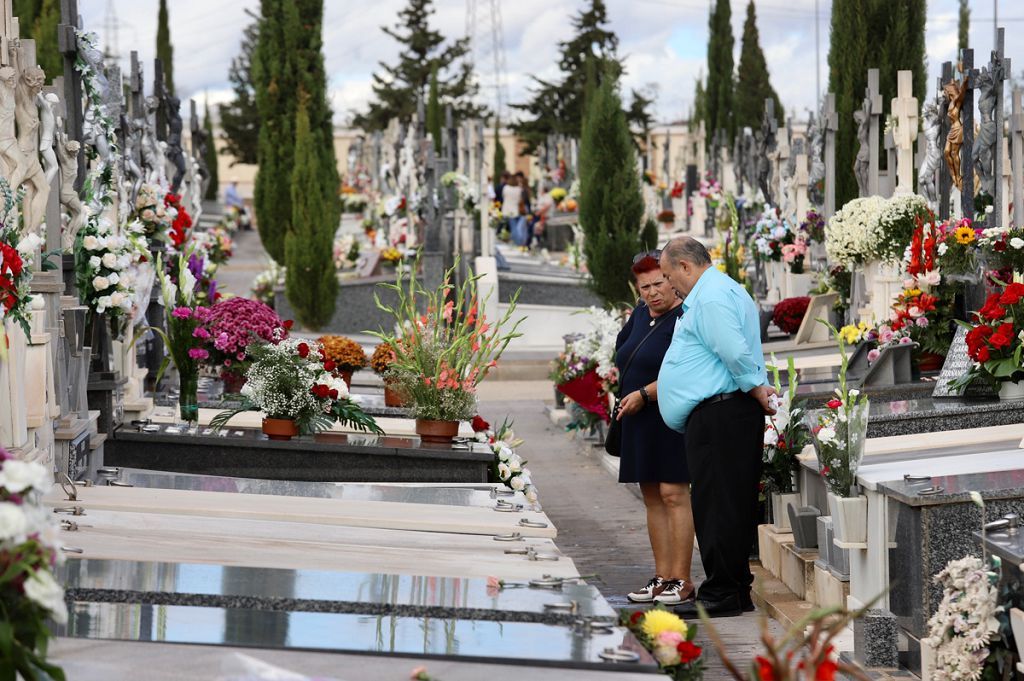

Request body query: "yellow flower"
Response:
[904, 288, 922, 298]
[716, 263, 727, 273]
[641, 609, 688, 639]
[954, 226, 976, 245]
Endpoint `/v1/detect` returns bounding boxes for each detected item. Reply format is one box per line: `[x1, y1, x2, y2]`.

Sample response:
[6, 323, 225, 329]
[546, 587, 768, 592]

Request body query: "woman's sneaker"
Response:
[627, 576, 665, 603]
[654, 579, 695, 605]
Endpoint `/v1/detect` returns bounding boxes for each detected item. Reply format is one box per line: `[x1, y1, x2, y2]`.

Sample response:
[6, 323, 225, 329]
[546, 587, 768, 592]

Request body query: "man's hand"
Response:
[750, 384, 779, 416]
[617, 391, 646, 419]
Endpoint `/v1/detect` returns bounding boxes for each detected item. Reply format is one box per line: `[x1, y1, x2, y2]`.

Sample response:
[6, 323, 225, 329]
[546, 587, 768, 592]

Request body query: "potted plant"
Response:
[805, 321, 870, 545]
[763, 357, 809, 532]
[371, 341, 404, 406]
[205, 296, 287, 394]
[952, 280, 1024, 398]
[318, 335, 368, 388]
[211, 337, 382, 440]
[372, 259, 523, 444]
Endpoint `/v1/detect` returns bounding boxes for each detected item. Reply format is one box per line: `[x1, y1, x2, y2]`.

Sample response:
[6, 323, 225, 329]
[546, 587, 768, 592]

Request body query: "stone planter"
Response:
[784, 271, 815, 298]
[262, 417, 298, 441]
[771, 492, 802, 532]
[998, 380, 1024, 400]
[416, 418, 459, 444]
[827, 492, 868, 545]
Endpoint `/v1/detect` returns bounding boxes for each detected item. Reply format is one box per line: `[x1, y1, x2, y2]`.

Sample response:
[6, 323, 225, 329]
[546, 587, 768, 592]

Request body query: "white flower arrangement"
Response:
[924, 555, 1002, 681]
[474, 421, 539, 506]
[876, 194, 928, 263]
[824, 196, 886, 266]
[578, 307, 622, 385]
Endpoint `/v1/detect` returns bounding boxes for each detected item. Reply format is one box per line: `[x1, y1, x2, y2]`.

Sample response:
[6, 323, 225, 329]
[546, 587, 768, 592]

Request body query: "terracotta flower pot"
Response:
[262, 417, 298, 441]
[222, 372, 247, 394]
[416, 418, 459, 444]
[384, 384, 404, 407]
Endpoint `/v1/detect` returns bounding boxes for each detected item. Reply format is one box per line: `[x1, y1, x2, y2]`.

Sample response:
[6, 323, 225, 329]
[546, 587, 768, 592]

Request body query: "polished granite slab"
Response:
[974, 526, 1024, 571]
[875, 453, 1024, 506]
[58, 559, 614, 625]
[102, 426, 494, 483]
[89, 468, 516, 508]
[59, 602, 656, 671]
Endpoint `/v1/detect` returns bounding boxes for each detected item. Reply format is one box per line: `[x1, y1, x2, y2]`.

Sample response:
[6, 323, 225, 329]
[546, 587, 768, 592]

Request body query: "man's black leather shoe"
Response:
[674, 595, 744, 618]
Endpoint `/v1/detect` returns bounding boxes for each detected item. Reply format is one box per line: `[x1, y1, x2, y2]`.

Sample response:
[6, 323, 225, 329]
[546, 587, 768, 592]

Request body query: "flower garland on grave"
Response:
[762, 357, 809, 495]
[471, 415, 539, 506]
[75, 217, 145, 334]
[936, 217, 981, 278]
[621, 606, 704, 680]
[251, 261, 285, 307]
[0, 179, 41, 337]
[978, 223, 1024, 280]
[0, 449, 68, 679]
[924, 555, 1002, 681]
[164, 192, 193, 251]
[951, 280, 1024, 392]
[133, 182, 173, 245]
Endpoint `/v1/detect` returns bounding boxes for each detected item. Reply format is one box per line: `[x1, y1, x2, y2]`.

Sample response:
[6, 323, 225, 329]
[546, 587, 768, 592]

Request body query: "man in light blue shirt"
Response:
[657, 236, 775, 618]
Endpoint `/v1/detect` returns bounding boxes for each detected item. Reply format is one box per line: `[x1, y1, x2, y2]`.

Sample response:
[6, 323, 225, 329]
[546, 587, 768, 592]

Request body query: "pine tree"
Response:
[958, 0, 970, 51]
[285, 95, 337, 330]
[512, 0, 652, 154]
[219, 13, 260, 165]
[353, 0, 484, 131]
[156, 0, 175, 96]
[492, 120, 506, 195]
[203, 101, 219, 201]
[578, 69, 646, 306]
[735, 1, 782, 132]
[426, 64, 442, 154]
[704, 0, 735, 146]
[252, 0, 298, 263]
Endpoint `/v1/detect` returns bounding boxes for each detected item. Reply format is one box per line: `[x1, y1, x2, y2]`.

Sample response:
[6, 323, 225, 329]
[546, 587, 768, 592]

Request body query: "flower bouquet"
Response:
[978, 224, 1024, 275]
[622, 606, 703, 680]
[0, 182, 42, 338]
[372, 258, 523, 443]
[251, 261, 285, 307]
[318, 335, 369, 386]
[763, 357, 809, 531]
[751, 206, 791, 263]
[772, 297, 810, 335]
[164, 192, 193, 249]
[936, 217, 981, 278]
[550, 308, 621, 428]
[800, 209, 826, 244]
[824, 196, 886, 267]
[133, 182, 172, 243]
[472, 416, 539, 505]
[657, 209, 676, 224]
[76, 216, 143, 335]
[0, 451, 67, 680]
[211, 337, 382, 439]
[951, 281, 1024, 397]
[670, 181, 685, 200]
[698, 174, 722, 209]
[806, 322, 870, 542]
[205, 296, 287, 392]
[875, 194, 929, 263]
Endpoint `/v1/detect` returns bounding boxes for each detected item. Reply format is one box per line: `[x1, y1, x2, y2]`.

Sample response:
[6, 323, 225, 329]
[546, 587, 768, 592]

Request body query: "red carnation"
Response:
[826, 398, 842, 409]
[1000, 283, 1024, 306]
[676, 640, 702, 663]
[297, 342, 310, 358]
[756, 656, 777, 681]
[976, 345, 991, 362]
[471, 415, 490, 432]
[629, 611, 644, 625]
[979, 294, 1007, 322]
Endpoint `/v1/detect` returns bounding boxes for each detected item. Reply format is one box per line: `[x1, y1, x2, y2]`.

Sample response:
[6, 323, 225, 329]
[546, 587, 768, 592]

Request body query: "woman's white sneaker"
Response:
[627, 576, 665, 603]
[653, 579, 694, 605]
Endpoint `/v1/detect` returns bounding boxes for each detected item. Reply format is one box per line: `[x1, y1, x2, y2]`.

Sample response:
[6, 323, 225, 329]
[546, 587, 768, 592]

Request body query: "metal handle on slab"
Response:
[504, 547, 531, 555]
[492, 532, 524, 542]
[917, 486, 944, 496]
[53, 506, 85, 515]
[543, 601, 578, 614]
[986, 513, 1020, 535]
[904, 475, 931, 482]
[492, 504, 524, 513]
[60, 546, 84, 554]
[106, 480, 133, 487]
[527, 551, 560, 562]
[577, 619, 616, 634]
[60, 520, 78, 531]
[97, 467, 121, 476]
[529, 575, 565, 589]
[518, 518, 548, 528]
[599, 648, 640, 663]
[58, 473, 77, 501]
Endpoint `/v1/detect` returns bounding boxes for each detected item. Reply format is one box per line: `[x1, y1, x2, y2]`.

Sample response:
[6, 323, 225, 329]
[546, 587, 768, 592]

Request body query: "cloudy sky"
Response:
[80, 0, 1022, 127]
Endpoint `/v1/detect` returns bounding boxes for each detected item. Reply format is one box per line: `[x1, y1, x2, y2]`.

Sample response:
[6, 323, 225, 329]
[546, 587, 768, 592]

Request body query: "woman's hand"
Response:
[617, 391, 646, 419]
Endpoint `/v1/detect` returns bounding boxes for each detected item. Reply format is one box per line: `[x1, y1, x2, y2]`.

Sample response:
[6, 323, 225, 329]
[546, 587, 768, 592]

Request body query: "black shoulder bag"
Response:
[604, 308, 678, 457]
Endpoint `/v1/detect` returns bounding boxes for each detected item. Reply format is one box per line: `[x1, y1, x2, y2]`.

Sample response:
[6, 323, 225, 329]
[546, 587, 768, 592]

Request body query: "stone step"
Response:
[779, 541, 818, 601]
[757, 523, 793, 580]
[812, 562, 850, 609]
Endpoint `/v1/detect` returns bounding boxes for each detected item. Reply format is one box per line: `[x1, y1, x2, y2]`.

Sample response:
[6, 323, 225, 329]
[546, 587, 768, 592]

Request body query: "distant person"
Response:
[495, 171, 511, 203]
[501, 174, 525, 245]
[224, 181, 243, 209]
[616, 251, 695, 606]
[515, 172, 532, 249]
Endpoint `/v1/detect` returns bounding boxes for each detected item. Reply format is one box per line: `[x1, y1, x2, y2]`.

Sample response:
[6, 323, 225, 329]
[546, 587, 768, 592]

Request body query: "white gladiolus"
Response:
[496, 444, 513, 461]
[0, 459, 49, 493]
[0, 503, 26, 540]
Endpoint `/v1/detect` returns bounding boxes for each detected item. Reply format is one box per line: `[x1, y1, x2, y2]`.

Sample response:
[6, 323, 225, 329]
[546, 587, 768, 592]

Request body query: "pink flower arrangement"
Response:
[781, 241, 807, 263]
[204, 297, 287, 376]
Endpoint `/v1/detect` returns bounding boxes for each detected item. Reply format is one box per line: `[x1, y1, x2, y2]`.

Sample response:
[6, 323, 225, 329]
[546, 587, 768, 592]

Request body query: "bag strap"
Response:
[618, 306, 680, 388]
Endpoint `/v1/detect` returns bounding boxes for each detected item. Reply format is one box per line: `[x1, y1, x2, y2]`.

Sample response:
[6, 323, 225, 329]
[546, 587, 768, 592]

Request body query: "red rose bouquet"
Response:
[772, 297, 810, 335]
[951, 280, 1024, 392]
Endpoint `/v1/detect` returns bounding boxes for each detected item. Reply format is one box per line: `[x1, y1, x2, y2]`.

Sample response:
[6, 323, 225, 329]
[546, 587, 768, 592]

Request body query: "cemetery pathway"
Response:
[217, 228, 268, 299]
[487, 396, 782, 679]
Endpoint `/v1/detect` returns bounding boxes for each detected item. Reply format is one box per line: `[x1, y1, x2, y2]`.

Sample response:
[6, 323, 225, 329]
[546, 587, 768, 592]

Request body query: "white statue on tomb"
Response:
[0, 66, 29, 192]
[141, 95, 166, 185]
[919, 98, 942, 209]
[13, 52, 50, 237]
[56, 132, 86, 250]
[120, 113, 145, 206]
[38, 92, 59, 184]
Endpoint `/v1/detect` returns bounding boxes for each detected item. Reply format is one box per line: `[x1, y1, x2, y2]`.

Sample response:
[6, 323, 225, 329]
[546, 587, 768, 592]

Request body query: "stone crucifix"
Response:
[11, 40, 50, 236]
[866, 69, 882, 196]
[1011, 87, 1024, 228]
[891, 70, 919, 196]
[824, 93, 838, 219]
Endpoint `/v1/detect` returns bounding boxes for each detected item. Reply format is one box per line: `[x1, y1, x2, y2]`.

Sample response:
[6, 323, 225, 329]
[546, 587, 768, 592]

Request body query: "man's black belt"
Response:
[693, 390, 744, 414]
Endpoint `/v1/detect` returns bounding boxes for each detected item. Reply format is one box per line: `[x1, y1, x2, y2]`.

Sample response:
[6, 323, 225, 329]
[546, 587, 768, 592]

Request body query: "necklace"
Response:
[649, 319, 656, 327]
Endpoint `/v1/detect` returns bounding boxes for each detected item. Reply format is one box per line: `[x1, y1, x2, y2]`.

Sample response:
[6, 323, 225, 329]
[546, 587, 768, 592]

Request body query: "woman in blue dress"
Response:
[615, 252, 695, 605]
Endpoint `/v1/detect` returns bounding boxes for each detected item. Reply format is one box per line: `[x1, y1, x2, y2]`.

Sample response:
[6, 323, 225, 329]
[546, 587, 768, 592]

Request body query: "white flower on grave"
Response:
[0, 503, 26, 541]
[508, 454, 523, 474]
[497, 462, 512, 481]
[817, 426, 837, 445]
[921, 270, 941, 287]
[848, 389, 860, 398]
[0, 460, 48, 495]
[1011, 237, 1024, 250]
[763, 427, 779, 447]
[496, 444, 513, 462]
[22, 570, 67, 624]
[82, 235, 101, 251]
[95, 295, 113, 313]
[107, 272, 120, 286]
[985, 205, 994, 214]
[937, 242, 948, 256]
[525, 488, 539, 505]
[180, 266, 198, 304]
[16, 231, 42, 259]
[88, 255, 101, 269]
[110, 291, 125, 308]
[92, 275, 110, 291]
[102, 252, 119, 269]
[510, 476, 526, 492]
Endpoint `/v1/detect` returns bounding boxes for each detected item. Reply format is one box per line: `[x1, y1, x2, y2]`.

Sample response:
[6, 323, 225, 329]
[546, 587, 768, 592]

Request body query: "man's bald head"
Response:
[659, 236, 713, 296]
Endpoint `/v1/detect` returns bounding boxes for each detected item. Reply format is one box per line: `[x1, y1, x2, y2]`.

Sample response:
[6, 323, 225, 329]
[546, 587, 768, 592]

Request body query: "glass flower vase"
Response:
[178, 370, 200, 425]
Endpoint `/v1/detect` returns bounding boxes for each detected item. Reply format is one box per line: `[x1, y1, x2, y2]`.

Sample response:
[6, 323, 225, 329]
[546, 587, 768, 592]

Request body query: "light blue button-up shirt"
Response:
[657, 267, 767, 433]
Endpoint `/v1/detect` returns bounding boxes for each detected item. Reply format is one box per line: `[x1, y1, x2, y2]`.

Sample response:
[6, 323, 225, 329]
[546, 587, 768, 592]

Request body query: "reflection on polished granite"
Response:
[59, 602, 655, 669]
[58, 559, 615, 624]
[975, 526, 1024, 569]
[877, 463, 1024, 506]
[92, 468, 511, 507]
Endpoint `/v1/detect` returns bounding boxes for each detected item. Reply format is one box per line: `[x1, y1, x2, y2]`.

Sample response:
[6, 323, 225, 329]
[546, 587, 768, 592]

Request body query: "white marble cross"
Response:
[891, 70, 919, 195]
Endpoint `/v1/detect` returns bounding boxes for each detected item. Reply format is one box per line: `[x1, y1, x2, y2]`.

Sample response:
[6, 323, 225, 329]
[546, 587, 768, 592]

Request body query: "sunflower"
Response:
[640, 609, 688, 639]
[954, 226, 976, 245]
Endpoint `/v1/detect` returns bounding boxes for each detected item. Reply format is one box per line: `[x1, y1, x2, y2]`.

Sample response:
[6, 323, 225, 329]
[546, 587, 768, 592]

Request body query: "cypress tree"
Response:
[704, 0, 735, 146]
[285, 95, 337, 330]
[354, 0, 484, 131]
[877, 0, 927, 114]
[827, 0, 869, 208]
[958, 0, 970, 51]
[492, 120, 506, 195]
[219, 13, 260, 165]
[156, 0, 175, 95]
[426, 64, 442, 154]
[253, 0, 298, 263]
[578, 69, 646, 306]
[735, 1, 782, 132]
[691, 74, 706, 132]
[23, 0, 60, 78]
[203, 101, 219, 201]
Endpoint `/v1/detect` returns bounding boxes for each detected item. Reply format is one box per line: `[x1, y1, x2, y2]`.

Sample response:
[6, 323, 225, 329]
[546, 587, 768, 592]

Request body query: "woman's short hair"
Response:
[631, 255, 661, 277]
